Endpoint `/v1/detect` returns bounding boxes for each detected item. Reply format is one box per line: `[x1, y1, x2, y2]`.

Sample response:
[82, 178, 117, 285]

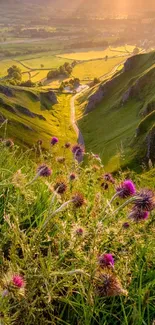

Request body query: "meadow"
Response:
[72, 57, 125, 80]
[0, 141, 155, 325]
[57, 45, 135, 60]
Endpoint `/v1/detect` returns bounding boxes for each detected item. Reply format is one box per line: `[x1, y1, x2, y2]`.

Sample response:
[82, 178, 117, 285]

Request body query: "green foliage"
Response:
[7, 65, 22, 82]
[47, 62, 73, 80]
[0, 144, 155, 324]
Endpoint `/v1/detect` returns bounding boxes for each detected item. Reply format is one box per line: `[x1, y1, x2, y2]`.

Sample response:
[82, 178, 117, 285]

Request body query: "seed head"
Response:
[37, 139, 43, 145]
[134, 189, 155, 211]
[64, 142, 71, 149]
[54, 181, 67, 194]
[4, 139, 14, 148]
[69, 173, 76, 181]
[101, 182, 109, 190]
[116, 180, 136, 199]
[56, 157, 65, 163]
[123, 222, 130, 228]
[94, 270, 127, 297]
[37, 164, 52, 177]
[104, 173, 115, 184]
[72, 193, 85, 208]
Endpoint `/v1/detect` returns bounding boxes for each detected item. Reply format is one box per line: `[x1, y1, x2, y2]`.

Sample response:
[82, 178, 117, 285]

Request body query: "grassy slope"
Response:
[0, 85, 76, 149]
[76, 52, 155, 171]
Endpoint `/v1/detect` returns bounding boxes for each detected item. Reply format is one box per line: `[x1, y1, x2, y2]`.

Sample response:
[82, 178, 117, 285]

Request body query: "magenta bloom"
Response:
[98, 254, 114, 268]
[37, 164, 52, 177]
[76, 227, 84, 235]
[116, 180, 136, 199]
[12, 275, 25, 288]
[134, 189, 155, 211]
[51, 137, 58, 146]
[129, 208, 149, 222]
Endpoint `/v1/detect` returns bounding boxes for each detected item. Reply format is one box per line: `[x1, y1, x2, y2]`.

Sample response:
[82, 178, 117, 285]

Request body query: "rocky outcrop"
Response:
[142, 101, 155, 117]
[85, 77, 118, 113]
[123, 55, 139, 72]
[0, 85, 14, 97]
[40, 91, 58, 110]
[146, 126, 155, 162]
[15, 104, 46, 120]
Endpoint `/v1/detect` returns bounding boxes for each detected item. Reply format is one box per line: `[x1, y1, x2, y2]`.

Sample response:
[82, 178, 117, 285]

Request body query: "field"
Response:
[57, 45, 136, 60]
[72, 57, 125, 80]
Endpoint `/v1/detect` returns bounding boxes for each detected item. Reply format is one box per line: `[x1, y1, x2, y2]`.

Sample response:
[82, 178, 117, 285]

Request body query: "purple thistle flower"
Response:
[51, 137, 58, 146]
[37, 164, 52, 177]
[72, 193, 85, 208]
[72, 144, 84, 162]
[134, 189, 155, 211]
[116, 180, 136, 199]
[129, 208, 149, 222]
[54, 181, 67, 194]
[123, 222, 130, 228]
[98, 254, 114, 268]
[12, 275, 25, 288]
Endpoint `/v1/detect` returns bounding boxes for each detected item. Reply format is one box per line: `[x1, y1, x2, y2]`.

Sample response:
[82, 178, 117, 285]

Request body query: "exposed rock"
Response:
[146, 126, 155, 162]
[123, 55, 138, 72]
[121, 86, 136, 104]
[85, 77, 118, 113]
[142, 101, 155, 117]
[15, 104, 46, 120]
[0, 85, 14, 97]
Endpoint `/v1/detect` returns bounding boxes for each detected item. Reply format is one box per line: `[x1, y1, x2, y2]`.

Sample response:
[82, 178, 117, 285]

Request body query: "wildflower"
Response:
[123, 222, 130, 228]
[104, 173, 115, 184]
[2, 289, 9, 297]
[94, 270, 127, 297]
[56, 157, 65, 163]
[51, 137, 58, 146]
[37, 164, 52, 177]
[72, 144, 84, 162]
[12, 275, 25, 288]
[116, 180, 136, 199]
[134, 189, 155, 211]
[4, 139, 14, 148]
[129, 208, 149, 221]
[54, 181, 67, 194]
[92, 153, 101, 162]
[76, 227, 84, 235]
[98, 254, 114, 268]
[64, 142, 71, 148]
[37, 139, 43, 145]
[101, 182, 109, 190]
[69, 173, 76, 181]
[72, 193, 85, 208]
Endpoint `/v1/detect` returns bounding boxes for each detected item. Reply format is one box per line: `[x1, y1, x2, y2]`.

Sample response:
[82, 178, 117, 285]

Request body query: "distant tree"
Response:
[133, 47, 139, 55]
[93, 77, 100, 85]
[40, 64, 44, 68]
[105, 55, 108, 61]
[7, 65, 22, 81]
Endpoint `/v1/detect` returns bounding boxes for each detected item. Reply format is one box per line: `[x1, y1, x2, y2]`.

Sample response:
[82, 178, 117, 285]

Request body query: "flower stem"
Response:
[112, 196, 139, 215]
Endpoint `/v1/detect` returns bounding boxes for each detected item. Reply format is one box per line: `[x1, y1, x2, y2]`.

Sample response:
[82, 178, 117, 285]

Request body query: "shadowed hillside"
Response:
[76, 52, 155, 171]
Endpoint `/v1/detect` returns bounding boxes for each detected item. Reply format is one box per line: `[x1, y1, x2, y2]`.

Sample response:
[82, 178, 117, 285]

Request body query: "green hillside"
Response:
[0, 84, 76, 150]
[76, 51, 155, 171]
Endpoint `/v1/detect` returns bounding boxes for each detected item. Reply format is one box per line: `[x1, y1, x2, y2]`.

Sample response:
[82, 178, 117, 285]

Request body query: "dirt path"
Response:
[70, 86, 89, 147]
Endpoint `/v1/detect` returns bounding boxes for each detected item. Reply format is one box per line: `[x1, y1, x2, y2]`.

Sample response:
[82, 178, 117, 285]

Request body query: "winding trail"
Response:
[70, 86, 89, 148]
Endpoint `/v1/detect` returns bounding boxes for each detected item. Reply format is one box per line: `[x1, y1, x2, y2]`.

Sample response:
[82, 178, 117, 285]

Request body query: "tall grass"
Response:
[0, 143, 155, 325]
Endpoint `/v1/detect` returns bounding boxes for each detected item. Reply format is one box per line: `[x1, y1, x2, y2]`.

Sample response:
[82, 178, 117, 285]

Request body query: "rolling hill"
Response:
[76, 51, 155, 171]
